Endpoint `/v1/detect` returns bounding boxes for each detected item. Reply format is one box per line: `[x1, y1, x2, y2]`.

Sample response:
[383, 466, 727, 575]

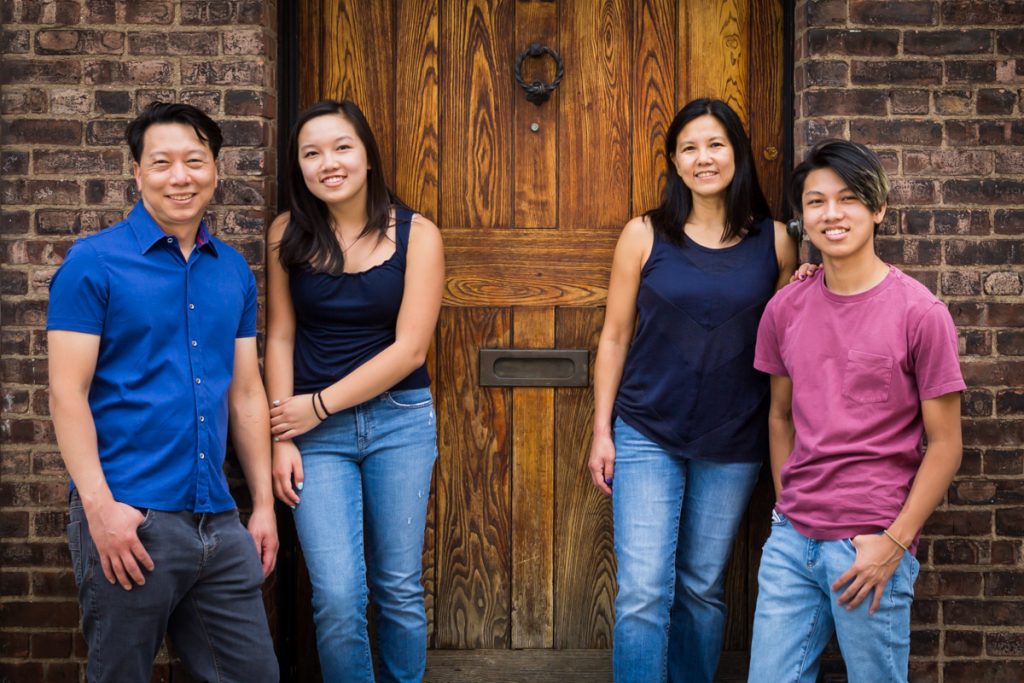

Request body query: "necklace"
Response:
[338, 231, 364, 253]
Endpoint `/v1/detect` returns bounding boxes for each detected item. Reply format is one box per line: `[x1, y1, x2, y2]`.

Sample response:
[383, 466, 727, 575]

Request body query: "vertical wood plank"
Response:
[513, 0, 558, 228]
[321, 0, 396, 180]
[682, 0, 749, 124]
[633, 0, 676, 215]
[424, 333, 439, 647]
[298, 0, 322, 109]
[559, 0, 632, 229]
[748, 0, 785, 216]
[435, 307, 512, 648]
[440, 0, 515, 229]
[397, 0, 441, 222]
[510, 306, 556, 648]
[554, 307, 615, 649]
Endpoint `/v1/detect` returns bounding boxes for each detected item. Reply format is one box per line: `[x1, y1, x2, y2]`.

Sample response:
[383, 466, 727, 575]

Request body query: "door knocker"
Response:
[514, 43, 564, 106]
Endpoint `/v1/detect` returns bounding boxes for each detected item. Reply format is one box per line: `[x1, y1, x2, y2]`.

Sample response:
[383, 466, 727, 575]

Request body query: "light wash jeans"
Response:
[748, 510, 919, 683]
[292, 387, 437, 683]
[611, 417, 761, 683]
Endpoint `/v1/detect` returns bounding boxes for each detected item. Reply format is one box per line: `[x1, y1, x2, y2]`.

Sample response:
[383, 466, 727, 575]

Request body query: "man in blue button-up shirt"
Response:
[48, 102, 278, 682]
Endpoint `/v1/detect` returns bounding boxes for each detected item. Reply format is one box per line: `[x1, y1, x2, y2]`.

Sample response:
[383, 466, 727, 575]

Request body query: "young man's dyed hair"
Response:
[789, 139, 890, 233]
[124, 101, 224, 162]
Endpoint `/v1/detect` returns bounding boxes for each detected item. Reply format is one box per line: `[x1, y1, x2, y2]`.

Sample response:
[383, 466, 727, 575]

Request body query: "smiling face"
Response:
[671, 114, 736, 199]
[133, 122, 217, 233]
[801, 166, 887, 263]
[297, 113, 370, 209]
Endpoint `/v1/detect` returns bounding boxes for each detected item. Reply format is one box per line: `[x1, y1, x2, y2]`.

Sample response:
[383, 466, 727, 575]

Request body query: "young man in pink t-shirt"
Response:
[747, 140, 965, 683]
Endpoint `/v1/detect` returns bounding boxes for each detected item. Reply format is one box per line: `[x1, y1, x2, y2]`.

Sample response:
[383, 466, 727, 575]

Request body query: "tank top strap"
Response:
[394, 206, 415, 256]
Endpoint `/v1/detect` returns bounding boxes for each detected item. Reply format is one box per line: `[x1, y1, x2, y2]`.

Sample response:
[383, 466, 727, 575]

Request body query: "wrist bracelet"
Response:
[883, 529, 909, 552]
[311, 392, 325, 421]
[316, 391, 333, 418]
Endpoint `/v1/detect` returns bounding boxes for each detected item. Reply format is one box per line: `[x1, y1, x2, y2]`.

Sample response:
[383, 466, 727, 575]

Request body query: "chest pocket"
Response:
[842, 349, 893, 404]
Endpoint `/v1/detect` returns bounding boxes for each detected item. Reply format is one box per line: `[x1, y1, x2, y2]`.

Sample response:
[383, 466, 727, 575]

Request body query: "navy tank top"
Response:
[614, 217, 779, 462]
[290, 207, 430, 394]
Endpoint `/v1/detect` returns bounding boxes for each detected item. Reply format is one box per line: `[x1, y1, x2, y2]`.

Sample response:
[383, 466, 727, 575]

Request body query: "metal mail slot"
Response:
[479, 349, 590, 387]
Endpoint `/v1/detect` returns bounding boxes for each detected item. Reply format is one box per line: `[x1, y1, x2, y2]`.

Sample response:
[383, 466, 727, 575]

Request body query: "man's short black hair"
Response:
[790, 139, 890, 216]
[125, 102, 223, 162]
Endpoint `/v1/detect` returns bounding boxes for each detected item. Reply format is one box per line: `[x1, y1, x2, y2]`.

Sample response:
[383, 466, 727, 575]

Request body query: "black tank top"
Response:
[290, 207, 430, 393]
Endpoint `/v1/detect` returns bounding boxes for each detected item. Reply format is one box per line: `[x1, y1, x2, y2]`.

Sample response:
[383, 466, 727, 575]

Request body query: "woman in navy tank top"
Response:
[588, 99, 798, 683]
[265, 100, 444, 683]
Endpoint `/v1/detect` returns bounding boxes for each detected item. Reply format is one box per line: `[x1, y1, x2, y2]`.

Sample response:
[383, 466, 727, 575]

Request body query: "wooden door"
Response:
[292, 1, 784, 679]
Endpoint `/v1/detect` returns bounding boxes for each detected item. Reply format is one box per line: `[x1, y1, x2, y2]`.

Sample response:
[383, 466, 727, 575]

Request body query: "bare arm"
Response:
[767, 374, 795, 499]
[270, 214, 445, 437]
[773, 220, 799, 291]
[229, 336, 278, 577]
[833, 392, 963, 613]
[48, 330, 153, 590]
[587, 217, 652, 495]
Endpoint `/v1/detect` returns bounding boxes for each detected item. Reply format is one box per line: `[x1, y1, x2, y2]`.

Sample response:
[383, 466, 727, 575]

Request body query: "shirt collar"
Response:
[127, 200, 219, 257]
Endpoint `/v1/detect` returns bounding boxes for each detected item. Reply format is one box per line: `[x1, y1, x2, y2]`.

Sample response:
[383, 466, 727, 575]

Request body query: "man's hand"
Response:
[588, 433, 615, 496]
[831, 533, 905, 614]
[246, 505, 278, 578]
[85, 500, 154, 590]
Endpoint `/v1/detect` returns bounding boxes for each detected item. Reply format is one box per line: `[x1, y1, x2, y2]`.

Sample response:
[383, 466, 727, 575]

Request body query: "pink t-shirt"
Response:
[754, 266, 965, 543]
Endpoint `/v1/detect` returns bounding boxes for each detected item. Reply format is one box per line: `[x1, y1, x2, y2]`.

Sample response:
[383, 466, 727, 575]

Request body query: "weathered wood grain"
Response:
[559, 0, 632, 229]
[749, 0, 785, 217]
[322, 0, 396, 180]
[510, 306, 556, 648]
[682, 0, 749, 124]
[424, 334, 440, 646]
[440, 0, 515, 228]
[513, 0, 559, 228]
[553, 307, 615, 649]
[297, 0, 322, 108]
[633, 0, 676, 215]
[397, 0, 441, 222]
[435, 307, 512, 648]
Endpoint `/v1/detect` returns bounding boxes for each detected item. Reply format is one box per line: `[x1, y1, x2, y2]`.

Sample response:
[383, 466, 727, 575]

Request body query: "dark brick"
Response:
[912, 599, 938, 623]
[924, 509, 991, 536]
[1, 29, 30, 53]
[905, 150, 992, 175]
[852, 119, 942, 146]
[805, 0, 848, 25]
[127, 31, 218, 56]
[136, 88, 177, 111]
[0, 511, 29, 538]
[94, 90, 132, 115]
[945, 599, 1024, 625]
[34, 150, 122, 175]
[224, 89, 273, 117]
[910, 628, 939, 656]
[807, 28, 898, 56]
[942, 271, 981, 297]
[0, 330, 30, 356]
[941, 1, 1024, 25]
[905, 29, 992, 55]
[126, 1, 175, 23]
[84, 179, 136, 205]
[962, 389, 993, 416]
[944, 661, 1024, 683]
[2, 179, 81, 206]
[850, 0, 937, 25]
[804, 89, 887, 116]
[888, 179, 937, 205]
[996, 150, 1024, 174]
[934, 90, 973, 115]
[85, 119, 129, 146]
[1, 151, 28, 176]
[963, 419, 1024, 447]
[852, 60, 942, 85]
[181, 1, 266, 25]
[946, 60, 998, 83]
[31, 571, 76, 599]
[0, 59, 81, 85]
[987, 632, 1024, 657]
[0, 600, 79, 628]
[0, 627, 30, 656]
[798, 118, 848, 146]
[990, 304, 1024, 327]
[180, 89, 222, 112]
[934, 210, 990, 236]
[984, 449, 1023, 476]
[986, 570, 1024, 597]
[995, 210, 1024, 235]
[958, 447, 983, 475]
[220, 120, 269, 146]
[991, 541, 1019, 565]
[182, 60, 266, 86]
[959, 329, 991, 355]
[890, 89, 930, 115]
[805, 60, 849, 86]
[945, 629, 984, 656]
[998, 330, 1024, 355]
[917, 570, 983, 598]
[978, 88, 1018, 115]
[222, 28, 268, 55]
[214, 180, 266, 205]
[220, 149, 268, 176]
[36, 209, 122, 236]
[35, 29, 123, 55]
[30, 631, 72, 658]
[1, 1, 81, 24]
[997, 29, 1024, 55]
[943, 182, 1024, 207]
[84, 60, 173, 86]
[0, 270, 28, 296]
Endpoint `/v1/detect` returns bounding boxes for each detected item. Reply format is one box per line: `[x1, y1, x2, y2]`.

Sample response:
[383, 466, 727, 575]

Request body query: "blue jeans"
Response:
[611, 417, 761, 683]
[292, 387, 437, 683]
[748, 511, 920, 683]
[67, 490, 278, 683]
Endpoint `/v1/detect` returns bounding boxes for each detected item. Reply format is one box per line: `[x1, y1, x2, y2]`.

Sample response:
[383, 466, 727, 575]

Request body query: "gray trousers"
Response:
[67, 490, 279, 683]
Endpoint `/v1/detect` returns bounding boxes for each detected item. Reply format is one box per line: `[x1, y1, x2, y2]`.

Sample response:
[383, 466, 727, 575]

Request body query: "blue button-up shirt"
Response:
[47, 201, 258, 512]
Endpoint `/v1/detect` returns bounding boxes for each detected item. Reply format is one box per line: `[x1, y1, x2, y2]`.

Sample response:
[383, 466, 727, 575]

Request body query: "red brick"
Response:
[916, 570, 983, 598]
[0, 600, 79, 628]
[934, 90, 973, 115]
[804, 0, 848, 25]
[910, 628, 938, 656]
[182, 60, 266, 86]
[942, 271, 982, 297]
[1, 1, 81, 24]
[962, 419, 1024, 447]
[36, 209, 122, 236]
[222, 28, 268, 55]
[48, 88, 92, 115]
[2, 387, 30, 412]
[890, 89, 930, 115]
[997, 29, 1024, 55]
[962, 388, 993, 416]
[224, 89, 274, 117]
[987, 632, 1024, 657]
[935, 210, 990, 236]
[84, 59, 173, 86]
[31, 571, 76, 598]
[2, 29, 30, 53]
[0, 150, 27, 175]
[887, 179, 937, 205]
[941, 1, 1024, 25]
[960, 329, 991, 355]
[2, 179, 81, 206]
[991, 541, 1019, 565]
[181, 1, 266, 25]
[945, 599, 1024, 625]
[989, 303, 1024, 327]
[30, 631, 72, 659]
[797, 118, 848, 146]
[2, 119, 82, 145]
[0, 270, 28, 296]
[986, 570, 1024, 597]
[85, 119, 130, 146]
[996, 150, 1024, 174]
[944, 661, 1024, 683]
[32, 452, 66, 477]
[995, 210, 1024, 235]
[997, 390, 1024, 417]
[180, 89, 222, 112]
[0, 510, 29, 538]
[905, 29, 992, 55]
[997, 330, 1024, 355]
[33, 511, 66, 538]
[945, 629, 984, 656]
[220, 120, 270, 147]
[84, 179, 136, 205]
[943, 181, 1024, 206]
[0, 59, 81, 85]
[978, 88, 1019, 115]
[925, 509, 991, 536]
[958, 447, 983, 475]
[946, 60, 998, 83]
[803, 60, 849, 87]
[905, 149, 993, 175]
[850, 0, 937, 25]
[911, 599, 938, 623]
[135, 88, 177, 111]
[0, 629, 30, 657]
[1, 88, 48, 115]
[34, 150, 123, 175]
[851, 60, 942, 85]
[127, 31, 218, 56]
[1, 211, 30, 237]
[35, 29, 123, 55]
[804, 89, 887, 116]
[94, 89, 132, 114]
[984, 449, 1023, 476]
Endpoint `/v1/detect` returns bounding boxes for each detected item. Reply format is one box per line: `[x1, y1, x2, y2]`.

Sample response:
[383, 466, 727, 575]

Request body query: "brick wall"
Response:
[0, 2, 278, 680]
[795, 1, 1024, 681]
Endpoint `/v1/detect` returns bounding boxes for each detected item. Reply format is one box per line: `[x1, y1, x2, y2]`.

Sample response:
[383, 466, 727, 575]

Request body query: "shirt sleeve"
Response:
[912, 302, 967, 400]
[46, 240, 107, 335]
[236, 266, 258, 339]
[754, 297, 788, 377]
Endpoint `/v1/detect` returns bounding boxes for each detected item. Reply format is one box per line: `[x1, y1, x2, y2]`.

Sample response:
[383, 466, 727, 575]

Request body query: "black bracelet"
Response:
[311, 392, 325, 422]
[316, 391, 333, 418]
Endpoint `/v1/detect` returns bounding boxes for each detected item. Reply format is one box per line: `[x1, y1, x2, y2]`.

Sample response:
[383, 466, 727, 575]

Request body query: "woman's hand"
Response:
[790, 262, 820, 283]
[588, 433, 616, 496]
[271, 440, 304, 508]
[831, 533, 905, 614]
[270, 394, 320, 441]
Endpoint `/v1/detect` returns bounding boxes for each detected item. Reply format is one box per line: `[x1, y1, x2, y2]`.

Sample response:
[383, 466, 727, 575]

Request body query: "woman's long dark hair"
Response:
[277, 99, 408, 273]
[646, 98, 771, 246]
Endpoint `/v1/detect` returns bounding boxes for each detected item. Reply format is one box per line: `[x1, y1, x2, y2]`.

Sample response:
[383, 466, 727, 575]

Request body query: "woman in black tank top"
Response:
[588, 99, 798, 683]
[264, 100, 444, 682]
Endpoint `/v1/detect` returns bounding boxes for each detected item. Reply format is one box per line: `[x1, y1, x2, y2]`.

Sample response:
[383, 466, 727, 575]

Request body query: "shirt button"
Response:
[195, 378, 202, 384]
[199, 415, 205, 422]
[189, 303, 195, 310]
[191, 340, 198, 347]
[199, 452, 205, 460]
[166, 237, 174, 244]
